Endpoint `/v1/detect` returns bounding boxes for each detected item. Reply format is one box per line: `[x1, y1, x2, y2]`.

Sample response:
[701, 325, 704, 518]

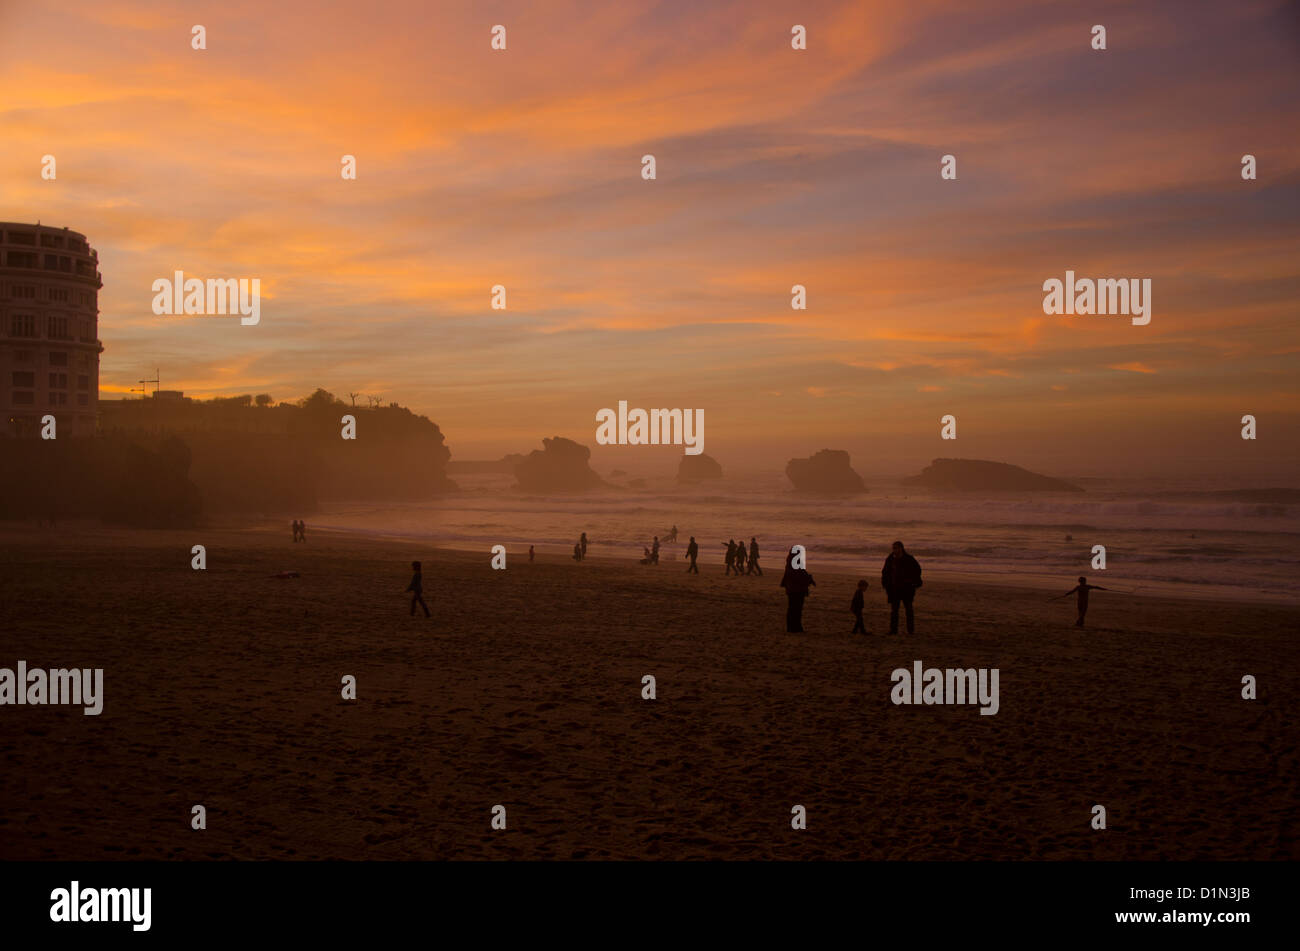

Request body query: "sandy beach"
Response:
[1, 522, 1296, 860]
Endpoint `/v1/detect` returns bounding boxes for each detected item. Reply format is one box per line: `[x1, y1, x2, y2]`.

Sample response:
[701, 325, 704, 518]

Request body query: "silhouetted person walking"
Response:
[573, 543, 583, 562]
[291, 519, 299, 542]
[780, 548, 816, 633]
[734, 540, 747, 574]
[723, 539, 737, 575]
[851, 579, 868, 633]
[580, 532, 588, 559]
[528, 545, 535, 563]
[666, 525, 678, 543]
[1050, 576, 1108, 627]
[406, 560, 430, 617]
[298, 521, 306, 543]
[881, 540, 922, 634]
[747, 538, 762, 576]
[651, 536, 660, 565]
[686, 536, 699, 573]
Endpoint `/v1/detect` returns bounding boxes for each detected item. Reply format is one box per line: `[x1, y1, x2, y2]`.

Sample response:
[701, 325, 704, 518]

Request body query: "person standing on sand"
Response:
[734, 539, 747, 575]
[651, 536, 660, 565]
[580, 532, 588, 559]
[528, 545, 535, 563]
[686, 536, 699, 573]
[881, 540, 922, 634]
[406, 560, 430, 617]
[747, 538, 762, 576]
[851, 579, 868, 634]
[780, 548, 816, 633]
[1050, 576, 1108, 627]
[291, 520, 298, 542]
[573, 542, 583, 562]
[723, 539, 736, 575]
[298, 521, 306, 543]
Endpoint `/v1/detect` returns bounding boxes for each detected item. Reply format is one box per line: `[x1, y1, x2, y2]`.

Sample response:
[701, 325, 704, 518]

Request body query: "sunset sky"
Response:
[2, 0, 1297, 478]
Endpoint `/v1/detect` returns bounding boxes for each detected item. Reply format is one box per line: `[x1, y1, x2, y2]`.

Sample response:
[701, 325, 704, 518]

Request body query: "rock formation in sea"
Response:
[514, 437, 606, 492]
[785, 449, 865, 494]
[903, 458, 1083, 493]
[677, 453, 723, 483]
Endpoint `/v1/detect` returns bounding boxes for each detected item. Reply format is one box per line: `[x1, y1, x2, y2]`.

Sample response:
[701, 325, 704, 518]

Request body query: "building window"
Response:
[43, 254, 59, 271]
[77, 393, 89, 406]
[7, 251, 38, 267]
[7, 231, 36, 246]
[11, 285, 37, 299]
[14, 350, 33, 363]
[12, 391, 34, 405]
[49, 373, 68, 389]
[11, 371, 35, 387]
[49, 351, 68, 366]
[39, 234, 65, 248]
[10, 314, 37, 337]
[47, 288, 68, 302]
[48, 316, 69, 339]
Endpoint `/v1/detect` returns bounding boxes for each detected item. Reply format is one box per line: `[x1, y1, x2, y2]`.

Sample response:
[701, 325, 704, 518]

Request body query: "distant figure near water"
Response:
[881, 540, 922, 634]
[665, 525, 678, 543]
[1051, 576, 1108, 627]
[850, 579, 868, 634]
[685, 536, 699, 573]
[780, 548, 816, 633]
[746, 537, 762, 576]
[723, 539, 737, 575]
[651, 536, 660, 565]
[528, 545, 535, 563]
[291, 519, 305, 542]
[406, 560, 430, 618]
[573, 542, 583, 562]
[580, 532, 588, 559]
[734, 540, 747, 574]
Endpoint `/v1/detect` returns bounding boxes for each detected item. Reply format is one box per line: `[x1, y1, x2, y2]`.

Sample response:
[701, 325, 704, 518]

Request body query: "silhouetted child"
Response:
[851, 579, 868, 633]
[640, 545, 652, 565]
[573, 543, 582, 562]
[1050, 576, 1108, 627]
[529, 545, 535, 562]
[406, 561, 430, 617]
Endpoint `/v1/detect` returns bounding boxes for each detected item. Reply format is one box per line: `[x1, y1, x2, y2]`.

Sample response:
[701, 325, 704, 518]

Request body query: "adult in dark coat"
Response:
[881, 540, 922, 634]
[780, 548, 816, 633]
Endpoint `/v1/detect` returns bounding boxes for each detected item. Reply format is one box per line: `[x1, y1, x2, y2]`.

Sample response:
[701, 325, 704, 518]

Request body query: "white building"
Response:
[0, 222, 103, 437]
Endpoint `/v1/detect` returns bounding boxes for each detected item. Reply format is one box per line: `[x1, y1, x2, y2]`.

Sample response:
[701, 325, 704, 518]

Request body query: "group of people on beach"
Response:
[722, 538, 762, 576]
[780, 539, 923, 635]
[570, 532, 589, 562]
[391, 528, 1109, 632]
